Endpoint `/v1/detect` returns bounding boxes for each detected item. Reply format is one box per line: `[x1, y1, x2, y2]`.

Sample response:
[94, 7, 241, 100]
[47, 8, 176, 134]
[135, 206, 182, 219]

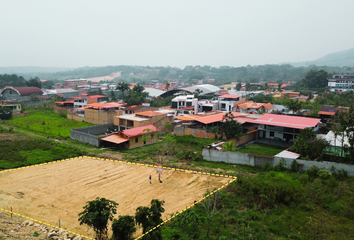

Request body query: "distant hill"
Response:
[287, 47, 354, 67]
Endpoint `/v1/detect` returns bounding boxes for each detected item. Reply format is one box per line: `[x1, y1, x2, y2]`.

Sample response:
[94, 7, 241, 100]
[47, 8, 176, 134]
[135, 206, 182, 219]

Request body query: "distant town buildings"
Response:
[327, 73, 354, 92]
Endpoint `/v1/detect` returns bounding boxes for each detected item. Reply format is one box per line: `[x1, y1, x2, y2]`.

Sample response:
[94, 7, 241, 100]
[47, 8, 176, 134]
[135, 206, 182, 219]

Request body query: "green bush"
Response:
[274, 158, 286, 171]
[242, 172, 303, 208]
[291, 159, 299, 172]
[336, 168, 348, 180]
[306, 165, 320, 178]
[318, 169, 332, 180]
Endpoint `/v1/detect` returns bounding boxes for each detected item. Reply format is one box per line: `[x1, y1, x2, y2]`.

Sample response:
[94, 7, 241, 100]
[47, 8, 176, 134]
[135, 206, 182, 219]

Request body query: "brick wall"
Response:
[126, 134, 157, 149]
[84, 109, 117, 124]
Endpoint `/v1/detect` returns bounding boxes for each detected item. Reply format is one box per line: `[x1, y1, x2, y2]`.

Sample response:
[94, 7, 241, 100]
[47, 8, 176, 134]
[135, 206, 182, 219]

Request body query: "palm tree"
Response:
[116, 82, 130, 103]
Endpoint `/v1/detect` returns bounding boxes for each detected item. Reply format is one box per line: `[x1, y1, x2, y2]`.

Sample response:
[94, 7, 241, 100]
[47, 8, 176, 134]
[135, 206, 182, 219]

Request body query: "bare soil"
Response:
[0, 157, 230, 238]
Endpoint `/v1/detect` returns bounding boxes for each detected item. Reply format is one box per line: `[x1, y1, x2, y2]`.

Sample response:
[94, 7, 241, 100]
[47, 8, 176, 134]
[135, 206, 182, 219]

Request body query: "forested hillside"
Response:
[1, 64, 353, 87]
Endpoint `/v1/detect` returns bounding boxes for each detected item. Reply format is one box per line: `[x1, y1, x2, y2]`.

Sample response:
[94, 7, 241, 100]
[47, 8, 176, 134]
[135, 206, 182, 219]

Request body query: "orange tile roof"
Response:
[86, 102, 123, 109]
[318, 111, 336, 116]
[237, 101, 274, 110]
[101, 134, 129, 144]
[135, 111, 166, 117]
[195, 113, 226, 124]
[175, 114, 201, 121]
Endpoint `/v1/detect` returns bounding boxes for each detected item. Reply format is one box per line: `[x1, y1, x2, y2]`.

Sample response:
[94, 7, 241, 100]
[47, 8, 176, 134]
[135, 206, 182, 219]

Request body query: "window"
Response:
[221, 103, 226, 109]
[9, 90, 12, 94]
[270, 131, 274, 137]
[135, 137, 138, 143]
[151, 134, 154, 139]
[144, 141, 146, 145]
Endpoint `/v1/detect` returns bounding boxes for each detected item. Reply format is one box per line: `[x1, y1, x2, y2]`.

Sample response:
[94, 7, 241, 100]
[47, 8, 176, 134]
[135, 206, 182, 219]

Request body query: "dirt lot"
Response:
[0, 157, 230, 238]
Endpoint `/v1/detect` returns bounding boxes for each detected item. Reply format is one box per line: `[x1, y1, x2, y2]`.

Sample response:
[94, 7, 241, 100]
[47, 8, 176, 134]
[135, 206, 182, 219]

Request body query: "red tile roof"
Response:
[122, 125, 158, 137]
[248, 114, 320, 129]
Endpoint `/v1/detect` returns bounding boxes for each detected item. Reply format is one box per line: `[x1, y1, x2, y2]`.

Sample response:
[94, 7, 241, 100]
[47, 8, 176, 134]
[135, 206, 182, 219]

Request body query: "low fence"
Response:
[202, 148, 354, 176]
[12, 112, 29, 118]
[70, 124, 113, 147]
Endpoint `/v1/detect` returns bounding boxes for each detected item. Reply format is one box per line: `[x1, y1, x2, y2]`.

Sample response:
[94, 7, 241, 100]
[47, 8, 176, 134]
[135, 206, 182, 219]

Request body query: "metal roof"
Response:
[2, 87, 43, 96]
[179, 84, 221, 95]
[143, 88, 165, 97]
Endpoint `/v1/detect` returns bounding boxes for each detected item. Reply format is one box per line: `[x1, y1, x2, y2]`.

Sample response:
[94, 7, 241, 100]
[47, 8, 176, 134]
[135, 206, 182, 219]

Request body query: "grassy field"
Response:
[237, 143, 287, 156]
[0, 132, 86, 169]
[5, 110, 92, 139]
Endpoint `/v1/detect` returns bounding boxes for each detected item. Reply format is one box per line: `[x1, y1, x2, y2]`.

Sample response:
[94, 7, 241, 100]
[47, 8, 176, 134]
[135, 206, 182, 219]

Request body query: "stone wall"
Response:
[202, 148, 354, 176]
[70, 124, 113, 147]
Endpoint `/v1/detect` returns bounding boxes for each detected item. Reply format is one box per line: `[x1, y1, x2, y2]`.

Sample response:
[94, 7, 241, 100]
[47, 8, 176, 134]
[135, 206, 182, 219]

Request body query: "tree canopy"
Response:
[78, 197, 118, 240]
[26, 77, 42, 88]
[135, 199, 165, 240]
[222, 112, 244, 140]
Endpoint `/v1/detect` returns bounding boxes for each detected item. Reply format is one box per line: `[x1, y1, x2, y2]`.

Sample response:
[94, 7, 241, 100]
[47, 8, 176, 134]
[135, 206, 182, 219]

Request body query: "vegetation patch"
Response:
[5, 109, 92, 139]
[0, 133, 86, 169]
[237, 143, 286, 156]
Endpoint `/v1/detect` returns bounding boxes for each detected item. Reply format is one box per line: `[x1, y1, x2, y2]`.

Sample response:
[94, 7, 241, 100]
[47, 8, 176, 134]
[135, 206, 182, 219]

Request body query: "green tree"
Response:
[111, 215, 136, 240]
[125, 84, 148, 106]
[291, 128, 329, 160]
[0, 107, 12, 120]
[78, 197, 118, 240]
[302, 69, 331, 89]
[277, 79, 283, 92]
[222, 112, 244, 139]
[135, 199, 165, 240]
[283, 99, 302, 114]
[165, 81, 170, 90]
[116, 82, 130, 103]
[42, 80, 54, 89]
[236, 82, 242, 91]
[245, 82, 251, 91]
[26, 77, 42, 88]
[193, 88, 203, 99]
[109, 90, 116, 101]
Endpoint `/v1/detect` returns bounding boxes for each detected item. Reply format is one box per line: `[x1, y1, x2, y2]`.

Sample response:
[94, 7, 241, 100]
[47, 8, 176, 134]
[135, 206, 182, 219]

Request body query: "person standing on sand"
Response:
[149, 175, 151, 184]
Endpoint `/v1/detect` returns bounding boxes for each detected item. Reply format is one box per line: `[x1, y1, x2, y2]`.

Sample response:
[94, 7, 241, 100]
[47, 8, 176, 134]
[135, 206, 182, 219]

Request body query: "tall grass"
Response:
[0, 137, 86, 169]
[6, 111, 92, 139]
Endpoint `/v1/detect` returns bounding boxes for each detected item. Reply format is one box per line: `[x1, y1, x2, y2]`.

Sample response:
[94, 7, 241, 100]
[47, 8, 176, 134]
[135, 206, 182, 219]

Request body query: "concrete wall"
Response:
[202, 148, 354, 176]
[70, 124, 113, 147]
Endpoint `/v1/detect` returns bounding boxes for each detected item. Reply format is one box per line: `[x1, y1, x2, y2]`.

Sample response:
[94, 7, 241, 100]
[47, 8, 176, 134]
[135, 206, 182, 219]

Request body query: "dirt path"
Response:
[0, 157, 231, 237]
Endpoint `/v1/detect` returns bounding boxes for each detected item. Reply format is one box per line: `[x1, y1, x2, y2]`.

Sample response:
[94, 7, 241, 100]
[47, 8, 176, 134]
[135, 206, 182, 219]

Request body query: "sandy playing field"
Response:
[0, 157, 230, 237]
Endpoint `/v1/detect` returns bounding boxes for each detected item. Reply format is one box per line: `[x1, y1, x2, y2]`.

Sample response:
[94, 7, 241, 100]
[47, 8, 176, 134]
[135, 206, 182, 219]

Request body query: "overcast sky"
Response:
[1, 0, 353, 69]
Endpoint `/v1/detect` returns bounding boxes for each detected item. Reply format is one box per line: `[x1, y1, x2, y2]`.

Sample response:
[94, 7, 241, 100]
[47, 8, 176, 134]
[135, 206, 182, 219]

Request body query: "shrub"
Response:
[306, 165, 320, 178]
[242, 172, 303, 208]
[318, 169, 332, 180]
[291, 159, 299, 172]
[336, 168, 348, 180]
[274, 158, 286, 171]
[33, 231, 40, 237]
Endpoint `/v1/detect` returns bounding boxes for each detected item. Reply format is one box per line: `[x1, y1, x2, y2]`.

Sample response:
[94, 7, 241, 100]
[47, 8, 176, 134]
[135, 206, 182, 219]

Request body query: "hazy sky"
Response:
[1, 0, 354, 69]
